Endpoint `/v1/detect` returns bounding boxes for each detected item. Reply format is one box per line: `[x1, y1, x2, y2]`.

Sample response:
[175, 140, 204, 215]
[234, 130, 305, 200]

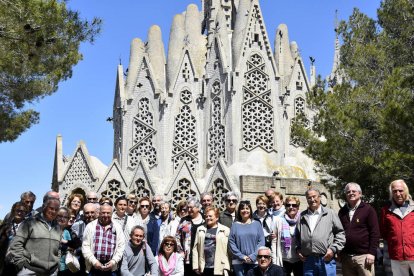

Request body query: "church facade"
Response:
[52, 0, 339, 210]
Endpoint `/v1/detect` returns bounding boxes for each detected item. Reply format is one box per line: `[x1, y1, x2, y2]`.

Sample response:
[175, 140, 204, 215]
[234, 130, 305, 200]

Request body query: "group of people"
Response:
[0, 179, 413, 276]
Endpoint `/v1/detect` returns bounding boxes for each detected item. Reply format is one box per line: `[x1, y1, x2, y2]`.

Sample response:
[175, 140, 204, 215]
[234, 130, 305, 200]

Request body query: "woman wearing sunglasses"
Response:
[192, 207, 230, 276]
[271, 196, 302, 276]
[229, 200, 265, 276]
[158, 236, 184, 276]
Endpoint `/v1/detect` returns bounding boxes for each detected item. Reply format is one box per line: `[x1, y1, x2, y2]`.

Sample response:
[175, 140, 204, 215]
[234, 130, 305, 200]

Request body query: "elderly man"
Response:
[8, 197, 61, 275]
[147, 202, 173, 255]
[86, 191, 99, 204]
[200, 192, 214, 214]
[72, 203, 99, 274]
[219, 191, 239, 228]
[120, 225, 158, 276]
[380, 179, 414, 276]
[82, 203, 125, 275]
[338, 182, 380, 276]
[246, 247, 284, 276]
[296, 188, 345, 276]
[150, 195, 163, 219]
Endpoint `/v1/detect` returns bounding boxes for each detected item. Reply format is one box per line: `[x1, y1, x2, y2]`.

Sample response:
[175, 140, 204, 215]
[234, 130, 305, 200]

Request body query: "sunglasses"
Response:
[128, 200, 138, 205]
[88, 198, 98, 201]
[164, 242, 175, 247]
[140, 205, 150, 209]
[257, 255, 271, 260]
[226, 199, 238, 203]
[285, 204, 299, 208]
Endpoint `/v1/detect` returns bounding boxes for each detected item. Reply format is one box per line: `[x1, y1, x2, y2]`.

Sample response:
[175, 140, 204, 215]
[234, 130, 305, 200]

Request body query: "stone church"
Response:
[52, 0, 341, 210]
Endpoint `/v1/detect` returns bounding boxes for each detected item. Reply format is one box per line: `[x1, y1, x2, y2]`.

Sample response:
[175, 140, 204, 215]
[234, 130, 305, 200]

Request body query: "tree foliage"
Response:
[292, 0, 414, 208]
[0, 0, 101, 142]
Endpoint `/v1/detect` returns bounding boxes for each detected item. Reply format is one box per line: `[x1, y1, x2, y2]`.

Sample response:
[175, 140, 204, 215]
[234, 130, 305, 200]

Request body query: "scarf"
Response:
[281, 213, 300, 253]
[158, 252, 177, 276]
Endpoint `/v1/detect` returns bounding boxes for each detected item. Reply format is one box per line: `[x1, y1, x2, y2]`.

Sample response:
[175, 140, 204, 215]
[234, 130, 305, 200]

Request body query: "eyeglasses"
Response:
[128, 200, 138, 205]
[164, 242, 175, 247]
[57, 215, 69, 220]
[140, 205, 150, 209]
[346, 190, 359, 194]
[257, 255, 271, 260]
[88, 198, 98, 201]
[285, 204, 299, 208]
[180, 208, 187, 212]
[226, 199, 238, 203]
[24, 200, 35, 204]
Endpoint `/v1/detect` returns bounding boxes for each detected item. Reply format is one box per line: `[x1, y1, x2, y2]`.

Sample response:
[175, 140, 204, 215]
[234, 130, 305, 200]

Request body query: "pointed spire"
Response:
[185, 4, 206, 77]
[310, 57, 316, 87]
[52, 134, 64, 187]
[232, 0, 252, 69]
[115, 64, 125, 104]
[217, 6, 231, 63]
[328, 10, 345, 87]
[167, 14, 185, 91]
[274, 24, 294, 78]
[125, 38, 145, 97]
[147, 25, 166, 92]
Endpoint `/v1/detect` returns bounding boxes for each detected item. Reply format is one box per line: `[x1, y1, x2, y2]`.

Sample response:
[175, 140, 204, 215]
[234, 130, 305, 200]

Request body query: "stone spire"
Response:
[232, 0, 252, 70]
[328, 10, 345, 87]
[147, 25, 166, 92]
[185, 4, 206, 77]
[125, 38, 145, 98]
[167, 14, 185, 91]
[217, 6, 231, 68]
[274, 24, 294, 78]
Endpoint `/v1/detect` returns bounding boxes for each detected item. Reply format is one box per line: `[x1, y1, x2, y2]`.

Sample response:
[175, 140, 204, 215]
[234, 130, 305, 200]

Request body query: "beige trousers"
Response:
[341, 253, 375, 276]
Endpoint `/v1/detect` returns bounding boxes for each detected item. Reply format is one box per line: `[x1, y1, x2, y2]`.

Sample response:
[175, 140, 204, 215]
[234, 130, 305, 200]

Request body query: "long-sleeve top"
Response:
[228, 220, 265, 263]
[338, 201, 380, 256]
[120, 241, 158, 276]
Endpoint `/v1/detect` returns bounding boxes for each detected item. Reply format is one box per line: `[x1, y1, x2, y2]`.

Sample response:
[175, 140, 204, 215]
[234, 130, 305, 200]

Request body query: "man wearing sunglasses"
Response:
[246, 247, 284, 276]
[219, 191, 239, 228]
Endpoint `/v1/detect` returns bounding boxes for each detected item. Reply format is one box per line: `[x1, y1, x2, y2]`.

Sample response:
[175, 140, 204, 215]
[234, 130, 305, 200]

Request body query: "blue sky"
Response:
[0, 0, 380, 218]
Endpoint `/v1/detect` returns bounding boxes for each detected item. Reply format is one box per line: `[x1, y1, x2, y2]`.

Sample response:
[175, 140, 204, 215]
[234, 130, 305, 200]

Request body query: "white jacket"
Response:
[82, 219, 126, 272]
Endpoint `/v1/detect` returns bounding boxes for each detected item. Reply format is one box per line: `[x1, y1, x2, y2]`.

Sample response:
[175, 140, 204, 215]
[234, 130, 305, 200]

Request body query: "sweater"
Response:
[338, 201, 380, 256]
[120, 241, 158, 276]
[8, 214, 62, 275]
[246, 264, 284, 276]
[228, 220, 265, 263]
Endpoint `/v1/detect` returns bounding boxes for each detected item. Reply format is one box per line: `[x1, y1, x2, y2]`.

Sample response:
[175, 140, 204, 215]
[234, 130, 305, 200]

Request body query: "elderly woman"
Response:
[135, 196, 152, 235]
[271, 196, 302, 275]
[0, 202, 27, 275]
[112, 196, 135, 240]
[229, 200, 265, 276]
[270, 192, 285, 217]
[193, 207, 230, 276]
[175, 197, 204, 276]
[253, 195, 273, 247]
[67, 193, 85, 222]
[169, 200, 188, 236]
[158, 236, 184, 276]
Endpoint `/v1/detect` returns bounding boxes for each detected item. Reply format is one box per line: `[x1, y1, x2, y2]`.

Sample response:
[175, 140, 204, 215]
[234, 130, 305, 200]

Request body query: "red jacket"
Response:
[380, 199, 414, 260]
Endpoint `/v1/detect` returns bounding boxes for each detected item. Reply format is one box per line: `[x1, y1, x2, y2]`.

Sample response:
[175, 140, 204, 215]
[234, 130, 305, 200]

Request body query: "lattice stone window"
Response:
[290, 97, 309, 147]
[131, 178, 151, 198]
[172, 91, 198, 172]
[182, 63, 190, 82]
[170, 178, 196, 210]
[62, 149, 93, 191]
[208, 81, 225, 165]
[129, 98, 157, 168]
[101, 179, 126, 201]
[210, 178, 229, 211]
[241, 54, 274, 151]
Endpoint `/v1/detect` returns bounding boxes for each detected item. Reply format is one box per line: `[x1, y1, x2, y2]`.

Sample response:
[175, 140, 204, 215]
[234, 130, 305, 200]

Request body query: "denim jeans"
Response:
[303, 255, 336, 276]
[233, 263, 255, 276]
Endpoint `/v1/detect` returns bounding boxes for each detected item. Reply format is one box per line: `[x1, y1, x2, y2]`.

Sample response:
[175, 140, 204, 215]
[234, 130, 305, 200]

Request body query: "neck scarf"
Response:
[158, 252, 177, 276]
[281, 213, 300, 253]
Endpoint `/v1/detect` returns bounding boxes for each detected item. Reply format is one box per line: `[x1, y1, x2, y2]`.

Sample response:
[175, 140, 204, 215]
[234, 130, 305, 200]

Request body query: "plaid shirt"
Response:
[94, 222, 117, 262]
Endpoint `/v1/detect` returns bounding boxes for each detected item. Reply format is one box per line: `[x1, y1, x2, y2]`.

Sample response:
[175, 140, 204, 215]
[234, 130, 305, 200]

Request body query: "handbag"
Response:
[65, 250, 80, 273]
